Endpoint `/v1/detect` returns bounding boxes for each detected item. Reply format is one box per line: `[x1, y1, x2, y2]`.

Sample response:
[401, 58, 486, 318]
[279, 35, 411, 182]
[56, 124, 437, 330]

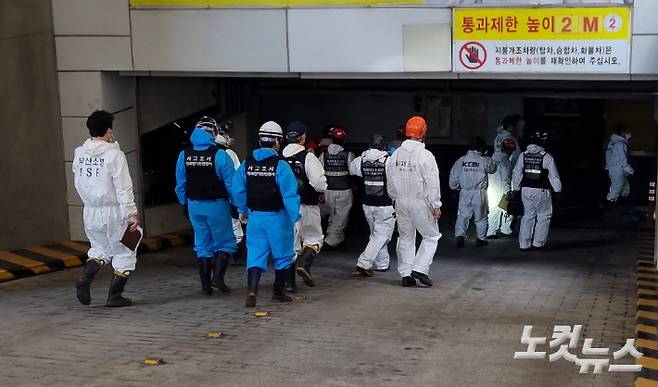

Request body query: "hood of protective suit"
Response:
[327, 143, 345, 155]
[81, 138, 120, 156]
[282, 143, 305, 158]
[610, 133, 628, 145]
[190, 128, 215, 150]
[363, 148, 388, 162]
[492, 150, 509, 162]
[400, 139, 426, 153]
[251, 147, 279, 161]
[526, 144, 545, 153]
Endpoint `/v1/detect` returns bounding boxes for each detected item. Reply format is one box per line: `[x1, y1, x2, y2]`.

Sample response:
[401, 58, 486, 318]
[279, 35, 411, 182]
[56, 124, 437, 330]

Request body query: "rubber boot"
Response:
[475, 239, 488, 247]
[211, 252, 231, 293]
[285, 262, 297, 293]
[105, 274, 133, 307]
[456, 236, 465, 248]
[295, 247, 316, 287]
[411, 271, 433, 287]
[199, 258, 213, 295]
[402, 276, 417, 287]
[76, 259, 102, 305]
[272, 267, 293, 303]
[245, 267, 262, 307]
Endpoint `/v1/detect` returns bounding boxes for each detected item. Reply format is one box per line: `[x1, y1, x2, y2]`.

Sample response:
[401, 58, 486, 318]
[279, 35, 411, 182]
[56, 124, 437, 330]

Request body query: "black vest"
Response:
[184, 146, 229, 201]
[361, 157, 392, 207]
[285, 150, 320, 206]
[324, 151, 350, 191]
[245, 155, 285, 212]
[521, 151, 552, 190]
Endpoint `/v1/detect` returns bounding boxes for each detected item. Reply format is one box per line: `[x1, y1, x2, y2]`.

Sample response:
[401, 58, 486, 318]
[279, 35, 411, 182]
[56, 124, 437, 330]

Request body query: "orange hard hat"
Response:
[405, 116, 428, 138]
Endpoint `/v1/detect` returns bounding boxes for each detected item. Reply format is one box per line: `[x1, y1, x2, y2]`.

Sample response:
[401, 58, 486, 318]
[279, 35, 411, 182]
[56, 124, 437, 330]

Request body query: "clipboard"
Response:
[120, 225, 143, 252]
[498, 195, 509, 211]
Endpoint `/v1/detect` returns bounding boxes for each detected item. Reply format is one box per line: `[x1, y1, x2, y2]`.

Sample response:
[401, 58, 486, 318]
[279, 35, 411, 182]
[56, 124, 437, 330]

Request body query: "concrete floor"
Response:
[0, 221, 640, 387]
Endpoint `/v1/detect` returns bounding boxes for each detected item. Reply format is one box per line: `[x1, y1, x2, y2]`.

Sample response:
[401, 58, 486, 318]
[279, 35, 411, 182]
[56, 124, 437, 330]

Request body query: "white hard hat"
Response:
[258, 121, 283, 138]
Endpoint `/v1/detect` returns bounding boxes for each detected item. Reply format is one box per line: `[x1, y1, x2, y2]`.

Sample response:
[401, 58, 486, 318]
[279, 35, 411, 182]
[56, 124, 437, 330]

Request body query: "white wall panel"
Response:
[62, 117, 88, 161]
[288, 8, 451, 72]
[631, 35, 658, 75]
[52, 0, 130, 36]
[131, 9, 288, 72]
[633, 0, 658, 35]
[56, 36, 132, 71]
[59, 72, 134, 116]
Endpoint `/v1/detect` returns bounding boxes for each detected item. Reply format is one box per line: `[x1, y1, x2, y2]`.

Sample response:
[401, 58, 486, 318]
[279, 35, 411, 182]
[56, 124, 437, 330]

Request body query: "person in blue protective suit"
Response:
[232, 121, 302, 308]
[175, 116, 237, 295]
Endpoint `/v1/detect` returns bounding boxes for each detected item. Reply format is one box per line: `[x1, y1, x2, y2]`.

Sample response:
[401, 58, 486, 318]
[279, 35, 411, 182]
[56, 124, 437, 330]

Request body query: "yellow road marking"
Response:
[638, 310, 658, 321]
[636, 338, 658, 350]
[636, 377, 658, 387]
[0, 269, 14, 281]
[639, 355, 658, 371]
[25, 246, 82, 268]
[57, 240, 89, 253]
[639, 274, 658, 281]
[639, 299, 658, 307]
[639, 288, 658, 296]
[637, 324, 658, 335]
[142, 239, 159, 250]
[0, 252, 50, 274]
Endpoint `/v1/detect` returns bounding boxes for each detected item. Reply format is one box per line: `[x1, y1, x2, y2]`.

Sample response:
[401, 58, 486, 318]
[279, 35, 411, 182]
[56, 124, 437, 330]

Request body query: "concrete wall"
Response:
[52, 0, 140, 241]
[0, 0, 69, 249]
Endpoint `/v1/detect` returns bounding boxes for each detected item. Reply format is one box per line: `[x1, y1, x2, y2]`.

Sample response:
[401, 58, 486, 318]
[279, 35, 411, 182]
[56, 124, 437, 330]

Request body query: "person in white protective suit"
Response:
[605, 124, 634, 205]
[494, 115, 523, 167]
[319, 127, 355, 248]
[387, 116, 442, 287]
[449, 137, 497, 248]
[486, 138, 517, 239]
[282, 121, 328, 290]
[74, 110, 140, 308]
[511, 130, 562, 251]
[214, 121, 245, 252]
[350, 134, 395, 277]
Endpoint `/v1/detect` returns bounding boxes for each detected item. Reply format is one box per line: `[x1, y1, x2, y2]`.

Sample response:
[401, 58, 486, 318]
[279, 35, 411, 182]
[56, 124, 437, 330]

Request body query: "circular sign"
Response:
[459, 41, 487, 70]
[605, 14, 622, 33]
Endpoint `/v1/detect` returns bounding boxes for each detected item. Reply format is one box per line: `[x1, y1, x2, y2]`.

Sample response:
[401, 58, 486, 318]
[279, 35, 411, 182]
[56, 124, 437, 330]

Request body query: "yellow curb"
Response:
[25, 246, 82, 268]
[0, 252, 50, 274]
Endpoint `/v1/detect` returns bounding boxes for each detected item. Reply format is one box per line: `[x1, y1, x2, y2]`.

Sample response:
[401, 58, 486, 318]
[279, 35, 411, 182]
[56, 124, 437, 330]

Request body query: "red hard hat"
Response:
[330, 127, 347, 141]
[405, 116, 427, 138]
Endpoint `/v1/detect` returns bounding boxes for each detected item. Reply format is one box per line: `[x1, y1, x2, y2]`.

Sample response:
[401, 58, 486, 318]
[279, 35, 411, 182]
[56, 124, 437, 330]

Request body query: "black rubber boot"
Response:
[272, 267, 293, 303]
[456, 236, 465, 248]
[355, 266, 374, 277]
[76, 259, 102, 305]
[105, 274, 133, 307]
[402, 276, 417, 287]
[211, 252, 231, 293]
[295, 247, 316, 287]
[245, 267, 262, 307]
[411, 271, 433, 287]
[476, 239, 488, 247]
[199, 258, 213, 295]
[285, 263, 297, 293]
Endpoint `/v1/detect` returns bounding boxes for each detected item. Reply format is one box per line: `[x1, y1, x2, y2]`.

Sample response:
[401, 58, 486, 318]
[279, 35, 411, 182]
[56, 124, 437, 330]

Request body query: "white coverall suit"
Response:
[494, 128, 521, 167]
[350, 148, 395, 271]
[73, 139, 138, 274]
[449, 150, 497, 240]
[605, 134, 634, 202]
[224, 147, 245, 244]
[386, 140, 442, 278]
[320, 144, 355, 246]
[512, 144, 562, 249]
[283, 143, 328, 254]
[487, 151, 513, 237]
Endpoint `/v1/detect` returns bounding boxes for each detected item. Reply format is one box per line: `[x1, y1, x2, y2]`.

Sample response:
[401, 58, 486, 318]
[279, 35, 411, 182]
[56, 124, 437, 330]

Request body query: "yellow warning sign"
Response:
[454, 7, 631, 41]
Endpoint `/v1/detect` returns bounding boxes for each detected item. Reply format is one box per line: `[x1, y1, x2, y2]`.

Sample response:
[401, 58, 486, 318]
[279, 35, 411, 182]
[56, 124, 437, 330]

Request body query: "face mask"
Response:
[227, 137, 235, 148]
[625, 132, 632, 141]
[214, 134, 228, 146]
